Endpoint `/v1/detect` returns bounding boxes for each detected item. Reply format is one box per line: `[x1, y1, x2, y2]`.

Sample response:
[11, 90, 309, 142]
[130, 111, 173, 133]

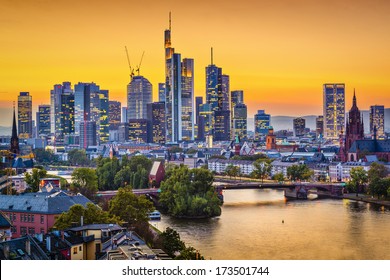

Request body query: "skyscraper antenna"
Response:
[169, 11, 171, 31]
[211, 47, 214, 65]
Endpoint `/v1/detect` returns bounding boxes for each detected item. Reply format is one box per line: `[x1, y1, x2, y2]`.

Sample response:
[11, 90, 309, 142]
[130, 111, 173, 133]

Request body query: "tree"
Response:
[169, 146, 183, 153]
[273, 173, 285, 184]
[96, 157, 121, 190]
[24, 168, 47, 192]
[160, 227, 185, 258]
[176, 246, 204, 260]
[68, 149, 89, 166]
[108, 186, 154, 226]
[251, 160, 272, 183]
[287, 164, 313, 181]
[225, 165, 240, 179]
[34, 148, 57, 164]
[70, 168, 98, 199]
[159, 165, 222, 218]
[368, 162, 389, 199]
[54, 203, 118, 230]
[347, 167, 368, 196]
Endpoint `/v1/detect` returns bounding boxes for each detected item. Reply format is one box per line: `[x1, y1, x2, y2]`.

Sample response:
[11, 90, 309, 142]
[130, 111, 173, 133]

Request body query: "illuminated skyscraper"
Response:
[195, 96, 203, 124]
[109, 101, 121, 130]
[370, 105, 385, 139]
[214, 110, 230, 141]
[323, 83, 345, 139]
[37, 105, 51, 136]
[74, 82, 100, 135]
[221, 74, 230, 111]
[79, 121, 96, 149]
[205, 50, 222, 114]
[233, 103, 247, 140]
[158, 83, 166, 103]
[127, 76, 152, 120]
[147, 102, 166, 144]
[17, 92, 33, 139]
[316, 115, 324, 138]
[128, 119, 150, 143]
[59, 91, 75, 137]
[91, 89, 109, 144]
[230, 90, 244, 138]
[293, 117, 306, 137]
[181, 58, 194, 140]
[51, 82, 72, 136]
[254, 110, 271, 140]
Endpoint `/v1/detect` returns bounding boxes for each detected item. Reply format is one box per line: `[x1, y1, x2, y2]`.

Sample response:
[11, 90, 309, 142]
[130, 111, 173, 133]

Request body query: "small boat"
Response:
[149, 210, 161, 220]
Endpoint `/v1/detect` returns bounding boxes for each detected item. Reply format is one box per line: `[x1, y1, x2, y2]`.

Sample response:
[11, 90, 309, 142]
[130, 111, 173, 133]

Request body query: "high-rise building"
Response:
[51, 82, 72, 136]
[74, 82, 100, 135]
[121, 107, 127, 123]
[370, 105, 385, 139]
[128, 119, 150, 143]
[230, 90, 244, 138]
[181, 58, 194, 141]
[205, 51, 222, 113]
[316, 115, 324, 138]
[323, 83, 345, 139]
[127, 76, 152, 120]
[37, 105, 51, 136]
[17, 92, 33, 139]
[92, 89, 109, 144]
[254, 110, 271, 140]
[79, 121, 97, 149]
[158, 83, 166, 103]
[214, 110, 230, 141]
[59, 91, 75, 137]
[118, 123, 129, 143]
[221, 74, 230, 111]
[147, 102, 166, 144]
[199, 103, 213, 138]
[233, 103, 247, 140]
[293, 117, 306, 137]
[195, 96, 203, 124]
[109, 101, 121, 130]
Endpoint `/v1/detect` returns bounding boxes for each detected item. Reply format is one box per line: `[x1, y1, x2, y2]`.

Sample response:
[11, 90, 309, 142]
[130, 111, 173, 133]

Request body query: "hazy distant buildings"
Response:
[316, 115, 324, 138]
[147, 102, 166, 144]
[36, 105, 51, 136]
[254, 110, 271, 140]
[127, 76, 152, 120]
[109, 101, 121, 130]
[370, 105, 385, 139]
[323, 83, 345, 139]
[233, 103, 247, 140]
[17, 92, 33, 139]
[293, 117, 306, 137]
[79, 121, 97, 149]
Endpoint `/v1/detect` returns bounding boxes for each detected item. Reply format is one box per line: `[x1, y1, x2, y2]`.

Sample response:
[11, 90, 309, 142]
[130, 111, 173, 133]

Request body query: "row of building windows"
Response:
[14, 226, 45, 235]
[8, 213, 45, 224]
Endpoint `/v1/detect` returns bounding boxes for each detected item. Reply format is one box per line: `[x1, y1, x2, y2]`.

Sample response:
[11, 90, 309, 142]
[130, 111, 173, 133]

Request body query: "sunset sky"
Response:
[1, 0, 390, 127]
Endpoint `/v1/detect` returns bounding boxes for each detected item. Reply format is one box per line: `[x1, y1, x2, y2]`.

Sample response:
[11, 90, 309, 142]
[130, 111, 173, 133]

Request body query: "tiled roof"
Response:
[349, 139, 390, 153]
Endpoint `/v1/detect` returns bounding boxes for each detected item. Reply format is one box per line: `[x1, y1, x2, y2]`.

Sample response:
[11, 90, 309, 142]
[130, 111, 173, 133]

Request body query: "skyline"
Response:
[1, 0, 390, 126]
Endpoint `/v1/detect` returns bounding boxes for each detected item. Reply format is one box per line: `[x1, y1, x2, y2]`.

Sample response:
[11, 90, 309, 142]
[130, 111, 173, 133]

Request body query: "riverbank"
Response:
[343, 193, 390, 207]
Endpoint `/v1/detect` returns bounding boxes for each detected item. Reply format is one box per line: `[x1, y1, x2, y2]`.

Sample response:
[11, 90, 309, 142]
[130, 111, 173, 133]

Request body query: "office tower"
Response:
[195, 96, 203, 124]
[221, 74, 230, 111]
[37, 105, 51, 136]
[17, 92, 33, 139]
[158, 83, 166, 102]
[254, 110, 271, 140]
[127, 76, 152, 120]
[79, 121, 97, 149]
[214, 110, 230, 141]
[74, 82, 100, 135]
[181, 58, 194, 141]
[205, 49, 222, 113]
[10, 105, 19, 156]
[51, 82, 72, 136]
[323, 83, 345, 139]
[128, 119, 150, 143]
[230, 90, 244, 138]
[370, 105, 385, 139]
[197, 115, 206, 141]
[109, 101, 121, 130]
[316, 116, 324, 138]
[118, 123, 129, 143]
[147, 102, 166, 144]
[293, 117, 306, 137]
[59, 91, 75, 137]
[233, 103, 247, 140]
[92, 89, 109, 144]
[121, 107, 128, 123]
[199, 103, 213, 138]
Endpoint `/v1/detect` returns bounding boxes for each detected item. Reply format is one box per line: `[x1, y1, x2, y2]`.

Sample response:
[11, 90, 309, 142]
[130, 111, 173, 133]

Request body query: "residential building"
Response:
[18, 92, 33, 139]
[323, 83, 345, 139]
[208, 158, 254, 175]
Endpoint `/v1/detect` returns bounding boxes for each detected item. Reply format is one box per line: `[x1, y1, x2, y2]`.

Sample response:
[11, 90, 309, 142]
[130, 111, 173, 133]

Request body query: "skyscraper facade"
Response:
[17, 92, 33, 139]
[316, 115, 324, 138]
[254, 110, 271, 140]
[230, 90, 244, 139]
[74, 82, 100, 135]
[370, 105, 385, 139]
[109, 101, 121, 130]
[205, 62, 222, 113]
[37, 105, 51, 136]
[128, 119, 150, 143]
[233, 103, 247, 140]
[51, 82, 72, 136]
[221, 74, 230, 111]
[214, 110, 230, 141]
[79, 121, 97, 149]
[59, 91, 75, 137]
[181, 58, 194, 140]
[323, 83, 345, 139]
[127, 76, 152, 120]
[92, 89, 109, 144]
[158, 83, 166, 103]
[293, 117, 306, 137]
[147, 102, 166, 144]
[195, 96, 203, 124]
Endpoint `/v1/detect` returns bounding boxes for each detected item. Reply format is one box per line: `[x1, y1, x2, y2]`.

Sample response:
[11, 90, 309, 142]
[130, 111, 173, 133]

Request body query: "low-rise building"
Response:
[208, 158, 255, 175]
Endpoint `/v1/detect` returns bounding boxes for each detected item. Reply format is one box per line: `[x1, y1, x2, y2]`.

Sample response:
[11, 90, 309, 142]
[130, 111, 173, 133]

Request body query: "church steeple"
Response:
[10, 103, 19, 156]
[352, 88, 357, 109]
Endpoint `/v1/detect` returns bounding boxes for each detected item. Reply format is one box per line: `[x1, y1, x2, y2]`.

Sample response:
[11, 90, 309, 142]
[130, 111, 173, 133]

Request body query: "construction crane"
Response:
[125, 46, 135, 80]
[135, 51, 145, 76]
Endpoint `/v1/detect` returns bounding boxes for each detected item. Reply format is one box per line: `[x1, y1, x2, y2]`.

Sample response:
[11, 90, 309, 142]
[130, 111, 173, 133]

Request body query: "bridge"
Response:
[96, 188, 160, 200]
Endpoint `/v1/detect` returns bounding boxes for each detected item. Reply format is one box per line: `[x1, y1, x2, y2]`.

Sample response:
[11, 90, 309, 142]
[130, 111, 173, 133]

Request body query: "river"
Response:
[151, 189, 390, 260]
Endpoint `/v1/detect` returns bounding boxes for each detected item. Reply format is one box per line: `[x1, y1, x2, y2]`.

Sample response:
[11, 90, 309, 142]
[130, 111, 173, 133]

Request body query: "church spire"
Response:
[352, 88, 357, 108]
[10, 102, 19, 156]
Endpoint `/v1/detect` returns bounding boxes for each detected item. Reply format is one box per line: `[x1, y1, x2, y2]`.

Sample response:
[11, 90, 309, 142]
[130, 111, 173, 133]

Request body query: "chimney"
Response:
[46, 236, 51, 252]
[25, 238, 31, 256]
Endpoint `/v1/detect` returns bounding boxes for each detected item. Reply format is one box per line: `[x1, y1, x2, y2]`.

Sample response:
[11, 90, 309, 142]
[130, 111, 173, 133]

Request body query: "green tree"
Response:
[96, 157, 121, 190]
[251, 160, 272, 183]
[70, 168, 98, 199]
[54, 203, 118, 230]
[24, 168, 47, 192]
[160, 227, 185, 258]
[33, 148, 57, 164]
[348, 167, 368, 197]
[287, 164, 313, 181]
[176, 246, 204, 260]
[368, 162, 389, 198]
[108, 186, 154, 226]
[68, 149, 90, 166]
[273, 172, 285, 184]
[159, 166, 222, 218]
[225, 164, 240, 179]
[169, 146, 183, 153]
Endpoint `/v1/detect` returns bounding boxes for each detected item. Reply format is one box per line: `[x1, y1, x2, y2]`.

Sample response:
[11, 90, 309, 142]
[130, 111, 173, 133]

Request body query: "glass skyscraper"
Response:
[74, 82, 100, 135]
[293, 117, 306, 137]
[17, 92, 33, 139]
[37, 105, 51, 136]
[233, 103, 247, 140]
[323, 83, 345, 140]
[127, 76, 152, 120]
[51, 82, 72, 137]
[370, 105, 385, 138]
[147, 102, 166, 144]
[181, 58, 194, 141]
[109, 101, 121, 130]
[254, 110, 271, 140]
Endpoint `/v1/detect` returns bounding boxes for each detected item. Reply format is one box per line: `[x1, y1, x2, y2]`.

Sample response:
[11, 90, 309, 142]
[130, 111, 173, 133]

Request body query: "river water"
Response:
[151, 189, 390, 260]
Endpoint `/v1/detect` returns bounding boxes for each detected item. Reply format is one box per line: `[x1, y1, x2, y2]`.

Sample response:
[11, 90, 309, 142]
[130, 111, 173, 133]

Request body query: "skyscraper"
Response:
[51, 82, 73, 137]
[79, 121, 97, 149]
[181, 58, 194, 140]
[59, 91, 75, 137]
[109, 101, 121, 130]
[195, 96, 203, 124]
[147, 102, 166, 144]
[233, 103, 247, 140]
[205, 50, 222, 113]
[254, 110, 271, 140]
[370, 105, 385, 139]
[17, 92, 33, 139]
[230, 90, 244, 139]
[316, 115, 324, 138]
[323, 83, 345, 139]
[92, 89, 109, 144]
[214, 110, 230, 141]
[37, 105, 51, 136]
[293, 117, 306, 137]
[128, 119, 150, 143]
[74, 82, 100, 135]
[221, 74, 230, 111]
[127, 76, 152, 120]
[158, 83, 166, 103]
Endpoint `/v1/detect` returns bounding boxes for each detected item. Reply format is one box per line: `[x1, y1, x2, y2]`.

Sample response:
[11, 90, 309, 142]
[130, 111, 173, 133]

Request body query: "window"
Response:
[27, 214, 30, 222]
[40, 228, 45, 234]
[79, 246, 82, 251]
[13, 214, 16, 222]
[11, 226, 17, 233]
[20, 227, 27, 236]
[40, 215, 44, 224]
[31, 215, 34, 223]
[28, 227, 35, 235]
[73, 247, 78, 254]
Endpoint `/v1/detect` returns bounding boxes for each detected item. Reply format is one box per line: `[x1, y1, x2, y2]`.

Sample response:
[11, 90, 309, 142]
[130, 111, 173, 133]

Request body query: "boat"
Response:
[148, 210, 161, 220]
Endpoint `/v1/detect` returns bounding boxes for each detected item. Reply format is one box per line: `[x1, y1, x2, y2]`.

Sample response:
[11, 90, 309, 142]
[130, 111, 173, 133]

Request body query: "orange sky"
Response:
[1, 0, 390, 126]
